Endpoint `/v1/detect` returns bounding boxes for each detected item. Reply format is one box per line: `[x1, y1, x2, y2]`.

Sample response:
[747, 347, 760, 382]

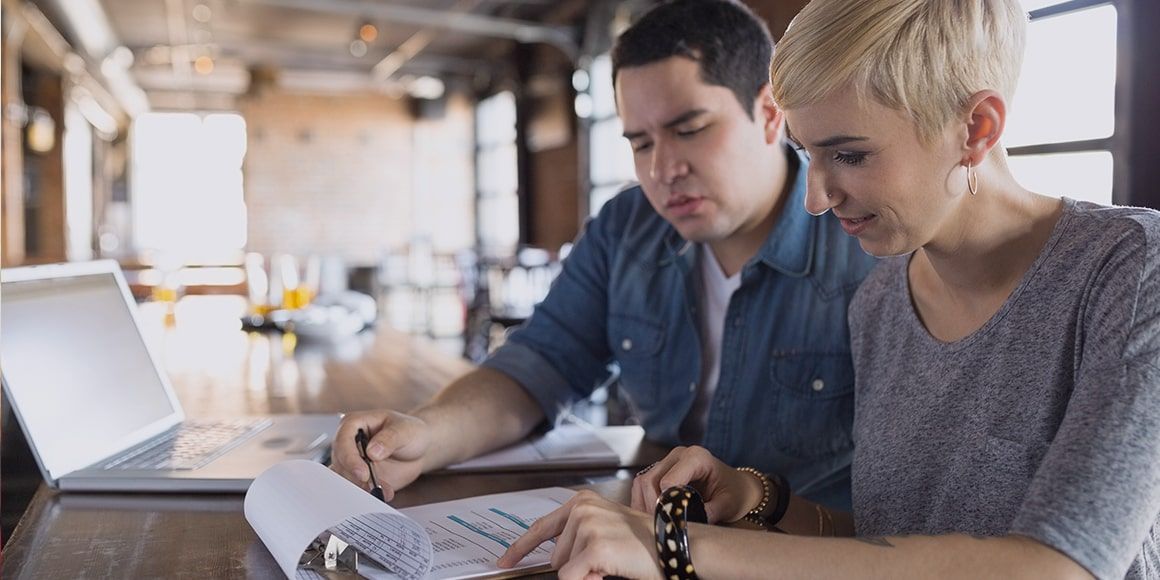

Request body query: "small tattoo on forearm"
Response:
[853, 536, 895, 548]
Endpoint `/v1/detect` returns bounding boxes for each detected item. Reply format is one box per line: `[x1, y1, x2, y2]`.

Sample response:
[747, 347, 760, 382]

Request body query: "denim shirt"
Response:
[483, 150, 877, 509]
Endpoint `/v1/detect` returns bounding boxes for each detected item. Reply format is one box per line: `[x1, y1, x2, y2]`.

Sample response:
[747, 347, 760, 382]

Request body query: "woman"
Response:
[496, 0, 1160, 578]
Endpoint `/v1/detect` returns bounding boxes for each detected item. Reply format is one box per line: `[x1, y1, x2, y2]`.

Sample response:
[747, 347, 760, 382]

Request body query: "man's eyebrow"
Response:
[622, 109, 708, 140]
[662, 109, 707, 129]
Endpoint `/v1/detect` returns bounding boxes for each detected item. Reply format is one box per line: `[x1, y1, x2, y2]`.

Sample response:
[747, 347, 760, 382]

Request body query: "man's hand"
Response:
[330, 409, 431, 501]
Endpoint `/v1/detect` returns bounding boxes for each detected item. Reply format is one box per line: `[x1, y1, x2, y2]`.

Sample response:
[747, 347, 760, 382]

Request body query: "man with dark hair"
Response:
[612, 0, 771, 117]
[332, 0, 876, 511]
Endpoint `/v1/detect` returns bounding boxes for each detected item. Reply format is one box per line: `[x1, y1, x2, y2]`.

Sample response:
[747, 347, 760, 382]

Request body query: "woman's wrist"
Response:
[655, 486, 708, 579]
[735, 467, 791, 530]
[735, 467, 770, 522]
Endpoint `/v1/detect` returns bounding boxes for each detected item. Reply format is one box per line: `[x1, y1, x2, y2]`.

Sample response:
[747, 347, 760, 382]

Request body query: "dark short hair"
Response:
[611, 0, 774, 118]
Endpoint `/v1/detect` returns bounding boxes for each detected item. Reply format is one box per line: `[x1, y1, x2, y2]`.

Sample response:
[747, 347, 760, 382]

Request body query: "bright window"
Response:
[1007, 151, 1113, 206]
[585, 53, 637, 216]
[476, 91, 520, 256]
[1007, 2, 1118, 205]
[131, 112, 247, 264]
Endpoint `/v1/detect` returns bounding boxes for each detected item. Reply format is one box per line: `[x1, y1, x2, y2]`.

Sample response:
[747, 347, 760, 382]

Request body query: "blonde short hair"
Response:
[771, 0, 1027, 142]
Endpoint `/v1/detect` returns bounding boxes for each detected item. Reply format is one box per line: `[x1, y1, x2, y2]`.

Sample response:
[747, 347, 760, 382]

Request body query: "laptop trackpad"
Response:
[266, 433, 329, 455]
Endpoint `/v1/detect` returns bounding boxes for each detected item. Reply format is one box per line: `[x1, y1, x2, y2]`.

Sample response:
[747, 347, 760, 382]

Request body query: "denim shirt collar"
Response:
[755, 147, 815, 277]
[661, 146, 815, 278]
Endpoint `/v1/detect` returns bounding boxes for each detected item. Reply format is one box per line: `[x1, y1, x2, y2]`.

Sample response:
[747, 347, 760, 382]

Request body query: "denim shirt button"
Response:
[621, 338, 633, 351]
[688, 382, 696, 392]
[811, 379, 825, 392]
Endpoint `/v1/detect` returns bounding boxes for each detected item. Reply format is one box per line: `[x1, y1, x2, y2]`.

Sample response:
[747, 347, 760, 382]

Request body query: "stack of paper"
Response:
[444, 425, 623, 472]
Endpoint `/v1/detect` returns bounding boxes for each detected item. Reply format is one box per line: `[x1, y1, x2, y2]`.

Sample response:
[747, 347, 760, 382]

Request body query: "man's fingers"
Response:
[367, 424, 408, 461]
[332, 412, 389, 480]
[329, 462, 367, 486]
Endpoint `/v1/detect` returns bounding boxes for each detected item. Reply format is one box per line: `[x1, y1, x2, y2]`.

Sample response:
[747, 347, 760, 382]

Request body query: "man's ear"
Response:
[755, 84, 784, 144]
[962, 90, 1006, 165]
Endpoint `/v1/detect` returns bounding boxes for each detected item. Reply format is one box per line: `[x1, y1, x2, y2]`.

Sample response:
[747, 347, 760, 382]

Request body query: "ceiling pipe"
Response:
[243, 0, 579, 61]
[38, 0, 150, 116]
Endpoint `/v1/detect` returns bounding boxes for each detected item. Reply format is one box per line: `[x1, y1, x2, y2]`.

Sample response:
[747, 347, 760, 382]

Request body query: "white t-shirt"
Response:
[683, 244, 742, 442]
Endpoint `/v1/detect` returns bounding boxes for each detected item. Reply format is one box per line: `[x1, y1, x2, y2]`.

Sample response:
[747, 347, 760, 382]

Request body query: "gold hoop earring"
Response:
[967, 162, 978, 196]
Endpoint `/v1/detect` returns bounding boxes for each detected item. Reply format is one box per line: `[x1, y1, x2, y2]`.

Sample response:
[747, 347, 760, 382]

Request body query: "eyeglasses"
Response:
[355, 428, 386, 502]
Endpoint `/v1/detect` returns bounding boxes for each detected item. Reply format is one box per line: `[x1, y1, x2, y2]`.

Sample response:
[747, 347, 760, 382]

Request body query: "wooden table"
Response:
[1, 296, 664, 579]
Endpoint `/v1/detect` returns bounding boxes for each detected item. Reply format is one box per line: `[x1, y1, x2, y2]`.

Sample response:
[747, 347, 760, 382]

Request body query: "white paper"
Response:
[400, 487, 573, 579]
[446, 425, 619, 471]
[245, 459, 576, 579]
[244, 460, 431, 579]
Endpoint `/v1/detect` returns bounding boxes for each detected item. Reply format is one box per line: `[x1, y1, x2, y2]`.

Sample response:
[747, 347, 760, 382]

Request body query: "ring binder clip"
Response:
[299, 533, 360, 576]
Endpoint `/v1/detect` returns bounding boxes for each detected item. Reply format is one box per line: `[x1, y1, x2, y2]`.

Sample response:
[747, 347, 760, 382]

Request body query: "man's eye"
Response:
[677, 126, 706, 138]
[632, 142, 652, 153]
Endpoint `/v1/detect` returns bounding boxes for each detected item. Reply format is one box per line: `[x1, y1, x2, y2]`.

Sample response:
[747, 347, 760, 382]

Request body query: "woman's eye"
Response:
[834, 151, 868, 166]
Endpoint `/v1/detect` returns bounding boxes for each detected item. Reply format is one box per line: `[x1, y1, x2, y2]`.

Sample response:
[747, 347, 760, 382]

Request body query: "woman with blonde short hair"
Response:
[498, 0, 1160, 578]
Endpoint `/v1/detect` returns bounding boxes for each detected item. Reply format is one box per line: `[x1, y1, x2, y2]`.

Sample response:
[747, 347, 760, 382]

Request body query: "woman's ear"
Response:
[962, 90, 1006, 165]
[756, 84, 784, 145]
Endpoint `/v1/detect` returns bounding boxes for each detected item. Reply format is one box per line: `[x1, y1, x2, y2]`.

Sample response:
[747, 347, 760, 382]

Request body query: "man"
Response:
[332, 0, 876, 510]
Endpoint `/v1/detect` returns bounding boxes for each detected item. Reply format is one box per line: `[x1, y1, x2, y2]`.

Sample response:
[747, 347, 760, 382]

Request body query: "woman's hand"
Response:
[632, 445, 763, 524]
[498, 490, 661, 580]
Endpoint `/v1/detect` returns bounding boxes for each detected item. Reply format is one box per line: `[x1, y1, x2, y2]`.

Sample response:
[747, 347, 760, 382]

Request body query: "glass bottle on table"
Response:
[244, 252, 273, 318]
[277, 254, 302, 310]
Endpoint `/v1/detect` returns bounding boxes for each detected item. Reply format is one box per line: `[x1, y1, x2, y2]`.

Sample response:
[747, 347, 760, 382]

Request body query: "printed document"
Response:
[244, 460, 573, 579]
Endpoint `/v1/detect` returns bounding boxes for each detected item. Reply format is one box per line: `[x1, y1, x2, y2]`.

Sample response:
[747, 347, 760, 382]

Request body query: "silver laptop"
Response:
[1, 260, 339, 492]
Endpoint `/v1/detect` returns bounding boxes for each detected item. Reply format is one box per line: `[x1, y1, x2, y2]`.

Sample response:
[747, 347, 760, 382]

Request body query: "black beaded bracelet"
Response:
[765, 471, 791, 528]
[655, 486, 708, 580]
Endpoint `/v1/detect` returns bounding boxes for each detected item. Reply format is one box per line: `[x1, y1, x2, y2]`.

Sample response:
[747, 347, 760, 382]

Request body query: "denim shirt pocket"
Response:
[767, 351, 856, 460]
[608, 314, 665, 405]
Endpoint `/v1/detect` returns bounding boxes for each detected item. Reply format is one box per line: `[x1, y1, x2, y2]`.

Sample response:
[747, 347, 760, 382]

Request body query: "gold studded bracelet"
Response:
[736, 467, 771, 524]
[654, 485, 707, 580]
[736, 467, 791, 531]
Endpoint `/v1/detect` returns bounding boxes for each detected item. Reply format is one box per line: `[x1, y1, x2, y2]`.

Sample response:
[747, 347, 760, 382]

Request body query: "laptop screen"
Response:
[2, 268, 181, 480]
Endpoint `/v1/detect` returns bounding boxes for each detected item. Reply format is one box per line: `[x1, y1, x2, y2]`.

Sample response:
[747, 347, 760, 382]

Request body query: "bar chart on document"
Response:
[400, 487, 574, 579]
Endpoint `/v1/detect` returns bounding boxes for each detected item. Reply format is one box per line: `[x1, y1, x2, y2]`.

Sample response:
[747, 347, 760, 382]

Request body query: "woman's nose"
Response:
[804, 167, 838, 216]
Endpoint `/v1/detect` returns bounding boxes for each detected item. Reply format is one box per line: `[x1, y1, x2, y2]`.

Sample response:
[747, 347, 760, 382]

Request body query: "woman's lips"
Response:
[838, 215, 876, 236]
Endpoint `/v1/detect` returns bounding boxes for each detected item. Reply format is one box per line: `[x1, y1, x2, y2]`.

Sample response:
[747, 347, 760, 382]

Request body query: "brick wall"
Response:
[239, 91, 474, 265]
[531, 141, 580, 252]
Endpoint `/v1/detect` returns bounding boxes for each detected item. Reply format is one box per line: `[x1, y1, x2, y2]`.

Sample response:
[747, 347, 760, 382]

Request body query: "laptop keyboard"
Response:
[100, 418, 273, 471]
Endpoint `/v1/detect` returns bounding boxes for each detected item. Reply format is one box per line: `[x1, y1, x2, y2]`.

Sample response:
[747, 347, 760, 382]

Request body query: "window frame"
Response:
[1006, 0, 1126, 204]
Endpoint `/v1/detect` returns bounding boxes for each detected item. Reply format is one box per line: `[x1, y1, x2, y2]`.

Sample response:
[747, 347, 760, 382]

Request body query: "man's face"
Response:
[615, 57, 782, 244]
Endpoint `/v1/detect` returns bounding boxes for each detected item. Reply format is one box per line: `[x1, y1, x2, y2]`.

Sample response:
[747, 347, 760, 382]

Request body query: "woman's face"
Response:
[784, 87, 971, 257]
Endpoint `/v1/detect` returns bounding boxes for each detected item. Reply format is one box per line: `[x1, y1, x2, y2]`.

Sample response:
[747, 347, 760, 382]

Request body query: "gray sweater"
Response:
[850, 198, 1160, 579]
